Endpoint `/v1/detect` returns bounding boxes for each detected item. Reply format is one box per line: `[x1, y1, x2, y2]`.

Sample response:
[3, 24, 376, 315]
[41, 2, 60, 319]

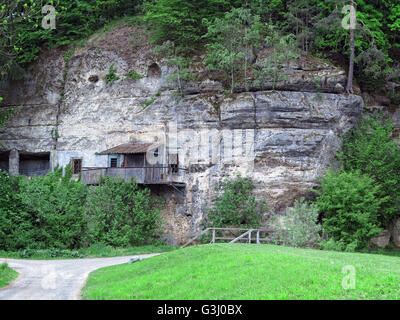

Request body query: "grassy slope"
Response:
[82, 244, 400, 300]
[0, 263, 18, 288]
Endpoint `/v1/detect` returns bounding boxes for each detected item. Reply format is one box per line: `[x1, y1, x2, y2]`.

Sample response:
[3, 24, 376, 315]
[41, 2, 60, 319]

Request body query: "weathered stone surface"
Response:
[370, 231, 391, 249]
[390, 218, 400, 248]
[0, 27, 365, 244]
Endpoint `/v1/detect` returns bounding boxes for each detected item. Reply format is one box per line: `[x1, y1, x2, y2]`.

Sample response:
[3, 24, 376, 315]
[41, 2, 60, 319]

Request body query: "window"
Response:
[169, 154, 179, 174]
[109, 155, 120, 168]
[72, 159, 82, 174]
[110, 158, 118, 168]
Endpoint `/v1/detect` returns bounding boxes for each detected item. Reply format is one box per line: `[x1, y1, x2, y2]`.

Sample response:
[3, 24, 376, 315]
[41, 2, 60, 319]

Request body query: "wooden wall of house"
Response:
[124, 153, 145, 167]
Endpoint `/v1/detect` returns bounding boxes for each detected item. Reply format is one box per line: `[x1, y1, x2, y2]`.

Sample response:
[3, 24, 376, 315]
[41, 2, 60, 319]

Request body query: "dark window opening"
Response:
[72, 159, 82, 174]
[169, 154, 179, 174]
[0, 151, 9, 172]
[170, 164, 179, 174]
[110, 158, 118, 168]
[20, 152, 50, 176]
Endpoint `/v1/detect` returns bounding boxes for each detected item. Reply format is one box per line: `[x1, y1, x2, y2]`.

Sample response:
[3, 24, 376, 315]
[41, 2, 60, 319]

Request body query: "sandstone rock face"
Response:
[370, 231, 391, 249]
[390, 218, 400, 248]
[0, 28, 364, 245]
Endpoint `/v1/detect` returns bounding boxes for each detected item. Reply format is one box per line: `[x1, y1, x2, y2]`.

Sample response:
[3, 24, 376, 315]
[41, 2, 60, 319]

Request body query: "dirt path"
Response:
[0, 253, 160, 300]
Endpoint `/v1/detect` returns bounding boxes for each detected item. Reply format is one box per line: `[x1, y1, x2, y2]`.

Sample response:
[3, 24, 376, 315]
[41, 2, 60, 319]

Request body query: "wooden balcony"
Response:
[81, 166, 186, 186]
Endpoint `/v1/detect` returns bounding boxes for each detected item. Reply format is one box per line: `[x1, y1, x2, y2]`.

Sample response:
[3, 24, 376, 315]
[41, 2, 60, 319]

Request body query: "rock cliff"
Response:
[0, 26, 366, 244]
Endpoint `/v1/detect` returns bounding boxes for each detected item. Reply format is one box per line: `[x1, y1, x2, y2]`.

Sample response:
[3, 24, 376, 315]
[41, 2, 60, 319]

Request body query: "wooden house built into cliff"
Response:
[80, 142, 185, 187]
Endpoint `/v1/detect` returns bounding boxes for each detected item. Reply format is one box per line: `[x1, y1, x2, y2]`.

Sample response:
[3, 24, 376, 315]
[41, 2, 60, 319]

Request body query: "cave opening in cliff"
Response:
[147, 63, 161, 78]
[0, 151, 9, 172]
[19, 152, 50, 176]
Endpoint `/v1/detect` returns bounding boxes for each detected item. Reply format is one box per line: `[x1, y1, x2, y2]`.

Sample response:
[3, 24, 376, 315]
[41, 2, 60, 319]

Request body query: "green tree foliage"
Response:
[153, 41, 195, 97]
[17, 165, 88, 250]
[207, 175, 268, 228]
[0, 168, 164, 250]
[143, 0, 242, 50]
[0, 166, 88, 250]
[0, 171, 28, 250]
[203, 7, 263, 93]
[85, 176, 163, 247]
[283, 0, 319, 53]
[270, 198, 322, 248]
[315, 169, 386, 250]
[254, 24, 300, 89]
[355, 46, 390, 91]
[336, 113, 400, 227]
[0, 0, 140, 81]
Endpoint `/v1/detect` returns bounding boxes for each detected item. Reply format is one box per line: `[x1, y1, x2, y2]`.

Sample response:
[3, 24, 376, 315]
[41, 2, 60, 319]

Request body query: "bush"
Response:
[207, 175, 268, 228]
[85, 176, 164, 247]
[269, 198, 321, 248]
[315, 169, 387, 250]
[0, 171, 34, 250]
[355, 47, 389, 91]
[16, 165, 88, 250]
[105, 64, 120, 86]
[336, 113, 400, 227]
[319, 238, 358, 253]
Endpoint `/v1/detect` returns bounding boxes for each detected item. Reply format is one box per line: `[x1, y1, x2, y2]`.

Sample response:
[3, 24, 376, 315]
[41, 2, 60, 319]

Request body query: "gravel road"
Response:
[0, 253, 160, 300]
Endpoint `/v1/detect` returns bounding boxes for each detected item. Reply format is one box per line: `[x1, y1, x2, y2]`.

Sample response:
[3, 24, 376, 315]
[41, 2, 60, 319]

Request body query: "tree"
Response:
[336, 113, 400, 228]
[254, 24, 300, 89]
[269, 198, 322, 248]
[143, 0, 242, 50]
[315, 169, 386, 250]
[207, 175, 268, 228]
[85, 176, 163, 247]
[283, 0, 320, 53]
[153, 41, 195, 97]
[345, 0, 356, 93]
[203, 7, 263, 93]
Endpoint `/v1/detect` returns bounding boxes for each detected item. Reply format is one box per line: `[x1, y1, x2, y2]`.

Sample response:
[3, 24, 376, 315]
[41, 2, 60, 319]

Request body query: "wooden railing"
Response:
[181, 227, 270, 248]
[81, 166, 186, 185]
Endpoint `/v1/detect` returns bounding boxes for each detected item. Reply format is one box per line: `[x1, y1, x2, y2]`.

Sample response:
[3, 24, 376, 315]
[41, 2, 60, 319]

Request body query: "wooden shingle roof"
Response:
[99, 143, 155, 155]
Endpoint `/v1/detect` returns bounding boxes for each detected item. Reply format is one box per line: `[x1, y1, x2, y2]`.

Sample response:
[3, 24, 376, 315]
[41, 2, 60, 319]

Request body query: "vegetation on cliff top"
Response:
[0, 0, 399, 104]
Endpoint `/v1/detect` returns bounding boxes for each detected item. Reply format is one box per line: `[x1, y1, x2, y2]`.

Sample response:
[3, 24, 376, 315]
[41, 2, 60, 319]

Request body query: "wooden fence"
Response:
[181, 227, 270, 248]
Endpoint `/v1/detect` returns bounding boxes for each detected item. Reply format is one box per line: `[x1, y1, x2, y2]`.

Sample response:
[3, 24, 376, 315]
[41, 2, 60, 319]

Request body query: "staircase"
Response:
[181, 227, 270, 248]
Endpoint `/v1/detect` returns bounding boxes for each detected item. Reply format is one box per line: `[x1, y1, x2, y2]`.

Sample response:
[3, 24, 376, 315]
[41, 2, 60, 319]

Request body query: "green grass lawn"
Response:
[0, 263, 18, 288]
[82, 244, 400, 300]
[0, 244, 176, 260]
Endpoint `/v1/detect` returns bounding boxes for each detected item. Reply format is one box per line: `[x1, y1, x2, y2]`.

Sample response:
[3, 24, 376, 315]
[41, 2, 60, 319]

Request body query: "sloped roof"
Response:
[98, 143, 156, 155]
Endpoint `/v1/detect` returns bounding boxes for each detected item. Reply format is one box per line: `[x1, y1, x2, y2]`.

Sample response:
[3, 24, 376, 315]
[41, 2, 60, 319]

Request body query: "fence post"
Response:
[248, 230, 252, 243]
[256, 230, 260, 244]
[212, 229, 216, 244]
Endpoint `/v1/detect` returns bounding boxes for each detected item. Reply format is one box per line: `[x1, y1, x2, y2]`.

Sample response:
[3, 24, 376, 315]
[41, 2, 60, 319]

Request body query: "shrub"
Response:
[105, 64, 120, 86]
[207, 175, 268, 228]
[336, 113, 400, 227]
[0, 170, 33, 250]
[319, 238, 358, 252]
[355, 47, 389, 91]
[315, 169, 387, 250]
[269, 198, 321, 248]
[85, 176, 164, 247]
[126, 70, 144, 80]
[17, 165, 88, 250]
